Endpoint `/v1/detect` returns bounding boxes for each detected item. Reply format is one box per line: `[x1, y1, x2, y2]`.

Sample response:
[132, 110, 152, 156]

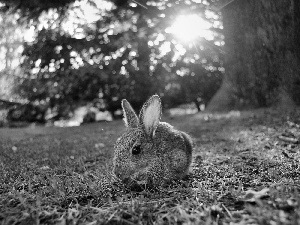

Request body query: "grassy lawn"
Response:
[0, 108, 300, 224]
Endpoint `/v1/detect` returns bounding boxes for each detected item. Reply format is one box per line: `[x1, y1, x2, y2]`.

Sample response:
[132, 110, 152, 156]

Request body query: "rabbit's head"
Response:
[113, 95, 193, 189]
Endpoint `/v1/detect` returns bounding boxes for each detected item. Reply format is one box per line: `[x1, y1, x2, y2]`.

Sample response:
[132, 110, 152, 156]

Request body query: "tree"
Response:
[207, 0, 300, 111]
[0, 12, 25, 102]
[0, 0, 74, 20]
[10, 0, 224, 119]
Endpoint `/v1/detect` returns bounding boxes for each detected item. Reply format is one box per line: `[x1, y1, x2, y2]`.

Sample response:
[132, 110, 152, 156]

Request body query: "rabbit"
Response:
[113, 95, 193, 189]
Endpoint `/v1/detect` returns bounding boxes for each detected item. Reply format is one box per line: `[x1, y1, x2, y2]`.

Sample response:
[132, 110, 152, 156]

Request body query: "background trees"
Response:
[0, 0, 299, 122]
[0, 13, 25, 101]
[1, 0, 224, 119]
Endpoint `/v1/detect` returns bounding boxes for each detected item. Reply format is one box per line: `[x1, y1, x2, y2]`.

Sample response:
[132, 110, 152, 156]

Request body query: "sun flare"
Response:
[166, 14, 213, 42]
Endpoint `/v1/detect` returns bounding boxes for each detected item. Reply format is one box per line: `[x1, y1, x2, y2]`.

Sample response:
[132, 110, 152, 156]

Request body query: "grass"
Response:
[0, 108, 300, 224]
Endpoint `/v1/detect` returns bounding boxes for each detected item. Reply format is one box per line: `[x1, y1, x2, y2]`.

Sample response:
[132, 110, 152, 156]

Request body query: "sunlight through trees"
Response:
[0, 0, 224, 121]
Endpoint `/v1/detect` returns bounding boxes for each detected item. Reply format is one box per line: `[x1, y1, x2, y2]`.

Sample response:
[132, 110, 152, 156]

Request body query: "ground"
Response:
[0, 108, 300, 224]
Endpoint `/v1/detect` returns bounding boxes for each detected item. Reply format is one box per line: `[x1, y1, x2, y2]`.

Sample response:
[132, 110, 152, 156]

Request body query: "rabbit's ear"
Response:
[139, 95, 161, 138]
[122, 99, 139, 128]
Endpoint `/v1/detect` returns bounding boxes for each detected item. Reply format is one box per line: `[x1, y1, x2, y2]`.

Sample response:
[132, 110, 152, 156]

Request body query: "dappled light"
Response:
[1, 0, 224, 123]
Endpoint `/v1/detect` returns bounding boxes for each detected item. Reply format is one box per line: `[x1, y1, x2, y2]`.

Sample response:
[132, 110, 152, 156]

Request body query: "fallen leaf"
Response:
[40, 166, 50, 170]
[95, 143, 106, 148]
[241, 188, 269, 202]
[278, 135, 299, 144]
[287, 198, 298, 207]
[287, 121, 300, 128]
[282, 151, 293, 159]
[12, 146, 17, 152]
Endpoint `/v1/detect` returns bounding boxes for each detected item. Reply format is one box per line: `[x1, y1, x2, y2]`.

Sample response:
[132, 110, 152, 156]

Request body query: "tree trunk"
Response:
[206, 75, 234, 111]
[207, 0, 300, 111]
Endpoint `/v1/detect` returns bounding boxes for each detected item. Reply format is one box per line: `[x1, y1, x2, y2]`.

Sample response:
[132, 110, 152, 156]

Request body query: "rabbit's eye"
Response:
[132, 145, 141, 155]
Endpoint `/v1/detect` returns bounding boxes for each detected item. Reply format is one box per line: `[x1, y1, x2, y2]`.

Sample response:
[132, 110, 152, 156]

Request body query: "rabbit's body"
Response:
[113, 95, 193, 188]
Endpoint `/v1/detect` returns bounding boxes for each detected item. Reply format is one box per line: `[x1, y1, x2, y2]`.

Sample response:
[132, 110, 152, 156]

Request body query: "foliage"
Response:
[0, 0, 74, 20]
[0, 12, 25, 102]
[10, 0, 224, 119]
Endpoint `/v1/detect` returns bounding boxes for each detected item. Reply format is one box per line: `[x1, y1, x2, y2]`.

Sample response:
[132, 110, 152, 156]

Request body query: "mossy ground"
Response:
[0, 108, 299, 224]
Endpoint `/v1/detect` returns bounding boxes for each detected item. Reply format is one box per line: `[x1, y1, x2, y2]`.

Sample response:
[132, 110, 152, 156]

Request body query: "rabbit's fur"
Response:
[113, 95, 193, 189]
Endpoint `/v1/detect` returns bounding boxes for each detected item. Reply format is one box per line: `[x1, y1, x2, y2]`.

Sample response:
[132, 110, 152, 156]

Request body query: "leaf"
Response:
[95, 143, 105, 148]
[287, 198, 298, 207]
[12, 146, 18, 152]
[278, 135, 299, 144]
[40, 165, 50, 170]
[241, 188, 269, 202]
